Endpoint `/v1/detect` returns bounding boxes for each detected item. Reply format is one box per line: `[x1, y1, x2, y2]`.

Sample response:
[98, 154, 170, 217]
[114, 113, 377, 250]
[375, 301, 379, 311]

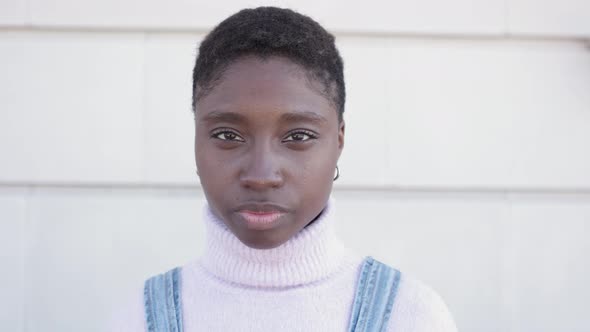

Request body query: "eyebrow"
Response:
[200, 110, 328, 125]
[200, 111, 247, 124]
[279, 111, 328, 124]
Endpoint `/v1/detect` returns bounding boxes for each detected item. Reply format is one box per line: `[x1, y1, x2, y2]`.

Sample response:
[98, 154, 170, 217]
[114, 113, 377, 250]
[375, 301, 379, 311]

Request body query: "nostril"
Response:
[240, 174, 283, 190]
[240, 149, 283, 189]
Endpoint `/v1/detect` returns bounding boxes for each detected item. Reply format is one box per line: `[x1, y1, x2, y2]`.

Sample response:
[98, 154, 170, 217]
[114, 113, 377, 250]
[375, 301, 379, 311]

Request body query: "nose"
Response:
[239, 142, 284, 191]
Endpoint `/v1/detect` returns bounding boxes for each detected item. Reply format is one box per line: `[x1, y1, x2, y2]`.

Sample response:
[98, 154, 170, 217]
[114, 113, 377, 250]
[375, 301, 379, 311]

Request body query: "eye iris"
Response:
[224, 132, 236, 140]
[292, 133, 305, 141]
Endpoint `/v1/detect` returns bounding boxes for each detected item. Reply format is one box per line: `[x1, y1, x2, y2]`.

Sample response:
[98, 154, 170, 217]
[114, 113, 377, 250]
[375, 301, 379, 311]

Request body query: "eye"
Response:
[283, 130, 318, 142]
[211, 129, 245, 142]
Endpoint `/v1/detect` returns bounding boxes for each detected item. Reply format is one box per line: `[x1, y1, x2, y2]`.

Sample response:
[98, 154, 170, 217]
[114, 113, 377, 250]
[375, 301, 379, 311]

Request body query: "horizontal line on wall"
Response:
[0, 24, 589, 43]
[1, 181, 590, 195]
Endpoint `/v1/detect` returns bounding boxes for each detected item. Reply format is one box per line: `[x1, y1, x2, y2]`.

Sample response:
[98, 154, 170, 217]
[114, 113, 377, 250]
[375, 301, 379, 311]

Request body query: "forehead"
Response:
[195, 56, 337, 122]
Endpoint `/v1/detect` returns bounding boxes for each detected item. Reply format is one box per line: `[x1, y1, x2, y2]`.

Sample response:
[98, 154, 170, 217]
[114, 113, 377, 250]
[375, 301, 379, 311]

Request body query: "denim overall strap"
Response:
[144, 267, 184, 332]
[348, 256, 402, 332]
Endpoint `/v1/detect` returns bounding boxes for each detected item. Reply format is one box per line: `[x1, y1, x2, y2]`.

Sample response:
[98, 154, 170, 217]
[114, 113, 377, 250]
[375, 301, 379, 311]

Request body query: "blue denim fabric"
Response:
[144, 267, 183, 332]
[347, 256, 402, 332]
[143, 256, 400, 332]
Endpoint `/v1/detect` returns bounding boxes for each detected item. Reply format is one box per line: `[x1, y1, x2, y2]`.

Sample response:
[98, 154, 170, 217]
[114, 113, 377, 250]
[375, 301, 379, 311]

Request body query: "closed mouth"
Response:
[234, 202, 289, 214]
[238, 211, 284, 224]
[234, 202, 289, 229]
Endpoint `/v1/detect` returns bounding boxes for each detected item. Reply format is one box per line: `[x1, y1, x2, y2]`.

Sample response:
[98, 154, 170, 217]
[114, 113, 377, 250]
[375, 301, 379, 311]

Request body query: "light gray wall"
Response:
[1, 1, 589, 331]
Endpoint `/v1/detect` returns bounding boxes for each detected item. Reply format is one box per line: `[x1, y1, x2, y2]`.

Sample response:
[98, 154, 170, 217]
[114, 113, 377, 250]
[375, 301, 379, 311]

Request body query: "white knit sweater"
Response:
[107, 200, 458, 332]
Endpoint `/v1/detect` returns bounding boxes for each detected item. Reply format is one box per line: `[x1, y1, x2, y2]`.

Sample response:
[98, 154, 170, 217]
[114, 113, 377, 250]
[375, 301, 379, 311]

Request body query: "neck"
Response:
[198, 198, 355, 288]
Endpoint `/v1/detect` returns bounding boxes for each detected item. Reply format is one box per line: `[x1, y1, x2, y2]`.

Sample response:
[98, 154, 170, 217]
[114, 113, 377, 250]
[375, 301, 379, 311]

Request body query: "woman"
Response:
[110, 7, 457, 332]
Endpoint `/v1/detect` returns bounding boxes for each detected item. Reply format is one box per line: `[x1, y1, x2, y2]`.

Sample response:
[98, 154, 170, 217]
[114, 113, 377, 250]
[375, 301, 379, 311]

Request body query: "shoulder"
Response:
[107, 266, 184, 332]
[106, 263, 191, 332]
[384, 266, 458, 332]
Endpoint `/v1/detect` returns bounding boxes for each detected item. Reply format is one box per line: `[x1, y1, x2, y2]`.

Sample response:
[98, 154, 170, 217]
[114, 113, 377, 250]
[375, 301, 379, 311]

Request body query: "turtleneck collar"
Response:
[198, 198, 355, 288]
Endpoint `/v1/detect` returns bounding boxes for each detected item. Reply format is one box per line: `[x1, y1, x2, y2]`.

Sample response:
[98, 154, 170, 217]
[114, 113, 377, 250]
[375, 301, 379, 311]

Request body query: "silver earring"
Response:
[333, 165, 339, 181]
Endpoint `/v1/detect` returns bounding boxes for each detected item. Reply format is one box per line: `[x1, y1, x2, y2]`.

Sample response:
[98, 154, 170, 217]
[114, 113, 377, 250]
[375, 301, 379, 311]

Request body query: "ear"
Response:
[337, 119, 345, 157]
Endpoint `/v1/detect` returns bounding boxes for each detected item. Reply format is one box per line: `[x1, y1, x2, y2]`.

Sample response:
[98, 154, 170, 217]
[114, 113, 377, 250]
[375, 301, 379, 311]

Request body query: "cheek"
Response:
[289, 147, 336, 187]
[292, 151, 336, 224]
[195, 142, 235, 186]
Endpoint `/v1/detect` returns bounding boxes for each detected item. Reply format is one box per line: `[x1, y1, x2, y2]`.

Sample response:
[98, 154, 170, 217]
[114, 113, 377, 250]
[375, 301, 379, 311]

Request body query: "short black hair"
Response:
[192, 7, 345, 121]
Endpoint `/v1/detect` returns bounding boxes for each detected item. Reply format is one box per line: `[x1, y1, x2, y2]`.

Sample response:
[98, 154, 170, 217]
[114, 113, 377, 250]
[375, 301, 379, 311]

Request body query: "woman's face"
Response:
[194, 56, 344, 249]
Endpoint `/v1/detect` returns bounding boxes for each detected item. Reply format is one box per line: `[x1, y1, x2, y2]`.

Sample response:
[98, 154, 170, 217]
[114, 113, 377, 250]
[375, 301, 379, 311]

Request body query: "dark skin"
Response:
[194, 56, 345, 249]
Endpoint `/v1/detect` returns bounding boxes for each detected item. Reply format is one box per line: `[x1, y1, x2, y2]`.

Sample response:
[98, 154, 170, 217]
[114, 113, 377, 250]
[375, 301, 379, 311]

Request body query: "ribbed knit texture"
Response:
[199, 199, 355, 288]
[107, 199, 458, 332]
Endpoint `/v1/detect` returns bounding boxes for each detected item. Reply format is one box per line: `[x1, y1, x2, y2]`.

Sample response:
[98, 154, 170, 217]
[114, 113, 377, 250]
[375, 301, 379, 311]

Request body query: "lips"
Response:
[234, 203, 289, 230]
[239, 210, 284, 223]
